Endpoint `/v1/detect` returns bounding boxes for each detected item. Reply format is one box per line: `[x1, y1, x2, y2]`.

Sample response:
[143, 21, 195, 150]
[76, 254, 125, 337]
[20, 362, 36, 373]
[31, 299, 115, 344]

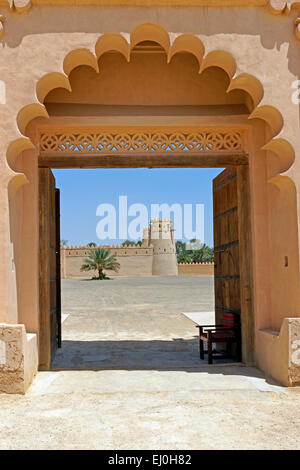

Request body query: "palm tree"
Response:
[80, 248, 120, 279]
[177, 251, 192, 263]
[87, 242, 97, 247]
[122, 240, 142, 247]
[175, 240, 186, 254]
[191, 244, 214, 263]
[122, 240, 136, 246]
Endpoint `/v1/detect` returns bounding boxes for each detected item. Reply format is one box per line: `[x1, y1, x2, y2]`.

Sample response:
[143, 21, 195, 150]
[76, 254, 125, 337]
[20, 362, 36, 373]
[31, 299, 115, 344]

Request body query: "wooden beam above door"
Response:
[38, 152, 248, 169]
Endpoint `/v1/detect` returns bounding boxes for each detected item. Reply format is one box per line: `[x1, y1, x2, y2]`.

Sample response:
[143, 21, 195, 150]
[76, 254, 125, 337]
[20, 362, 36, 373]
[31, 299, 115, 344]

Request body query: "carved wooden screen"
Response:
[39, 131, 243, 154]
[38, 129, 246, 169]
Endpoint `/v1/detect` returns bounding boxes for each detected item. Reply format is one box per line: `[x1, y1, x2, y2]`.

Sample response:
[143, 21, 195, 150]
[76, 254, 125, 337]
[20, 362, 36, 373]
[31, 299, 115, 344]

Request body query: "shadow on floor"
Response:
[50, 338, 275, 383]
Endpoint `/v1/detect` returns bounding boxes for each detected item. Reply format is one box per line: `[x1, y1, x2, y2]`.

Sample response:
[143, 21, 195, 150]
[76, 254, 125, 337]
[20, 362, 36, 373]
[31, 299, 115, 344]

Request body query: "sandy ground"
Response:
[0, 276, 299, 450]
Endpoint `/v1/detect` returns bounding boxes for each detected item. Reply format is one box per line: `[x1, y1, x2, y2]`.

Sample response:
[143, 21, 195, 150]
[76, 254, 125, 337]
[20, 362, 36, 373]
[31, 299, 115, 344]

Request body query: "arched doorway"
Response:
[4, 25, 300, 388]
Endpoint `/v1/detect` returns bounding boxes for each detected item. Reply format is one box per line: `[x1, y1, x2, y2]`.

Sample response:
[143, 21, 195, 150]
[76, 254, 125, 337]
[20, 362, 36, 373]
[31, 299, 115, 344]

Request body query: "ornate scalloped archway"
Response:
[7, 22, 295, 187]
[5, 23, 300, 379]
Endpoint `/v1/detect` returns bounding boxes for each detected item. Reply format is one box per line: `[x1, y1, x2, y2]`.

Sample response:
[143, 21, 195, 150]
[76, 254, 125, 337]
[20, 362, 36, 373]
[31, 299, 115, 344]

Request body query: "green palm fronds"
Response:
[80, 248, 120, 279]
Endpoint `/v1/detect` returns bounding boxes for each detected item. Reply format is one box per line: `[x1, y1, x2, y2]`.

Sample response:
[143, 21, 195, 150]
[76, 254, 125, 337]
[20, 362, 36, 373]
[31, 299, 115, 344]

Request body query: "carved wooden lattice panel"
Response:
[39, 131, 243, 154]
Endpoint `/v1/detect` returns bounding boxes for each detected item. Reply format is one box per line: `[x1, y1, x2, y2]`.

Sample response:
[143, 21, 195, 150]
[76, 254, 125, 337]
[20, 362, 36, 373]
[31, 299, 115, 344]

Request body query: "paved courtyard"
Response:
[0, 276, 300, 450]
[52, 276, 215, 370]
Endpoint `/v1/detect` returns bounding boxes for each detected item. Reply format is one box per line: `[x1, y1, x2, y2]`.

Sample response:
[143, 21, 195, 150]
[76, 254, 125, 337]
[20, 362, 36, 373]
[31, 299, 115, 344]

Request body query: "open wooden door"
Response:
[213, 166, 254, 364]
[39, 168, 61, 369]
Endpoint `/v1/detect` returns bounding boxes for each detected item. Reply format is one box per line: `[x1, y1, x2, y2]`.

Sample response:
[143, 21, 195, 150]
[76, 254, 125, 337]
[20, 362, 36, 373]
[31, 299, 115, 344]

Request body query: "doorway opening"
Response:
[38, 160, 253, 371]
[6, 25, 300, 390]
[32, 38, 255, 371]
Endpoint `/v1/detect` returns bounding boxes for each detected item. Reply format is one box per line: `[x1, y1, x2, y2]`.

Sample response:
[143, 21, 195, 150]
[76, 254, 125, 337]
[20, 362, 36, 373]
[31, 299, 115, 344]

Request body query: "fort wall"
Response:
[143, 218, 178, 276]
[61, 245, 154, 278]
[61, 247, 214, 278]
[61, 218, 180, 278]
[178, 263, 214, 276]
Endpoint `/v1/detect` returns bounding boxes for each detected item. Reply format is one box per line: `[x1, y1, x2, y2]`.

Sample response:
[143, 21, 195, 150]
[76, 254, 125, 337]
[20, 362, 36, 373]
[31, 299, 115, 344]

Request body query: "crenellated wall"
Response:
[178, 262, 214, 276]
[61, 245, 154, 278]
[61, 247, 215, 278]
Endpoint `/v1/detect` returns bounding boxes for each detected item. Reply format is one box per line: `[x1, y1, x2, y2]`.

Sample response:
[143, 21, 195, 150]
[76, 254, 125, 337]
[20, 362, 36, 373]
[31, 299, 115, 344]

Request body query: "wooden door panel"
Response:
[39, 169, 61, 369]
[213, 166, 254, 364]
[39, 168, 51, 369]
[49, 170, 57, 359]
[55, 188, 62, 349]
[213, 168, 241, 326]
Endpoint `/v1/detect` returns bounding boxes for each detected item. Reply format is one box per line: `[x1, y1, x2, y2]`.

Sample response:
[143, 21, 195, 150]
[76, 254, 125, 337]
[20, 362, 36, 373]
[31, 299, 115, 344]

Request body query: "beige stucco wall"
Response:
[0, 324, 38, 394]
[62, 251, 215, 277]
[0, 1, 299, 389]
[256, 318, 300, 386]
[145, 219, 178, 276]
[45, 55, 248, 108]
[178, 263, 214, 276]
[62, 246, 154, 278]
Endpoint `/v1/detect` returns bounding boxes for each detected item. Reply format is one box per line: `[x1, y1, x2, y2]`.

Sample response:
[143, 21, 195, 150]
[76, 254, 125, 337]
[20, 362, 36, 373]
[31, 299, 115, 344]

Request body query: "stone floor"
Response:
[0, 276, 300, 450]
[52, 276, 221, 370]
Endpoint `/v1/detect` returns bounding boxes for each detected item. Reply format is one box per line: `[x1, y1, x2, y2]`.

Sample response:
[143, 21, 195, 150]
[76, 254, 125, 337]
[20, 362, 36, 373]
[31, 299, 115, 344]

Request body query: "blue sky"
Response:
[53, 168, 223, 247]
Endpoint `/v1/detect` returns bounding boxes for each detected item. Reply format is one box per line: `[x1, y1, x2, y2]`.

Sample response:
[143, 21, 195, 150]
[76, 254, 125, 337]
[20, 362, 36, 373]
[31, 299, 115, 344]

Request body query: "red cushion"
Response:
[222, 312, 235, 328]
[200, 330, 235, 340]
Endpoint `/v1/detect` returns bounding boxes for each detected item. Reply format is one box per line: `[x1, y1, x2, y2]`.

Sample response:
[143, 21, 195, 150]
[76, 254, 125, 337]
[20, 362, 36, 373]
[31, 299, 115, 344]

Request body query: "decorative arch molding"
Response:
[199, 51, 236, 80]
[168, 34, 205, 69]
[63, 49, 100, 76]
[6, 22, 295, 186]
[269, 174, 298, 194]
[295, 18, 300, 39]
[131, 23, 170, 52]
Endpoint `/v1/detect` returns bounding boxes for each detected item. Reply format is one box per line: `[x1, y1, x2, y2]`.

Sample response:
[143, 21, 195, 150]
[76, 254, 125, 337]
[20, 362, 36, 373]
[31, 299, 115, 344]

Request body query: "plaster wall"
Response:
[45, 56, 248, 108]
[62, 246, 154, 278]
[178, 263, 214, 276]
[145, 218, 178, 276]
[62, 251, 215, 277]
[256, 318, 300, 386]
[0, 324, 38, 394]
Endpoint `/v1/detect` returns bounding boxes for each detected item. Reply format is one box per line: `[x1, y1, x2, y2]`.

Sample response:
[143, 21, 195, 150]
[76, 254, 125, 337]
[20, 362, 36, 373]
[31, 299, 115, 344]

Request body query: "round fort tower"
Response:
[142, 218, 178, 276]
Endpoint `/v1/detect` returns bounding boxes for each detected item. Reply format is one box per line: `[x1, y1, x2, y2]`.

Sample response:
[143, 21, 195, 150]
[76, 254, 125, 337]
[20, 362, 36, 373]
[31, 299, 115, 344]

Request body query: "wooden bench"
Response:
[196, 312, 241, 364]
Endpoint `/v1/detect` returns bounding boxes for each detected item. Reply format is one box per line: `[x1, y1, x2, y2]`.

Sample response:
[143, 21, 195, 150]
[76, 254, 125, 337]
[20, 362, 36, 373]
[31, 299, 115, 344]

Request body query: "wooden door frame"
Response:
[38, 168, 51, 370]
[39, 168, 51, 369]
[55, 188, 62, 349]
[37, 123, 254, 368]
[38, 168, 61, 369]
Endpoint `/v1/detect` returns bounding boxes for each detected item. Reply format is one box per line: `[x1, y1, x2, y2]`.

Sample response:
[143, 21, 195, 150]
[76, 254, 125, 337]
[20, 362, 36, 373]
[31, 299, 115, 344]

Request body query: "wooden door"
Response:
[39, 168, 61, 369]
[213, 168, 241, 324]
[213, 166, 254, 364]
